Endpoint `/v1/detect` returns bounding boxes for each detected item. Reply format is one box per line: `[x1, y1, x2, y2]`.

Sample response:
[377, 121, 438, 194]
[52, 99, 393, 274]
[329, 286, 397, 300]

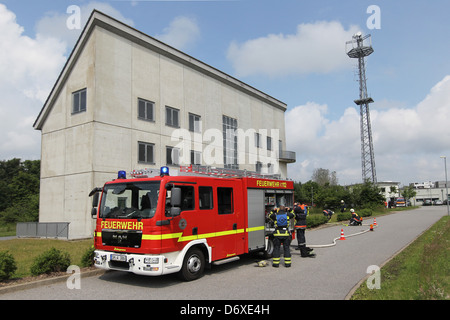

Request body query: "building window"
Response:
[189, 113, 201, 133]
[191, 150, 201, 165]
[255, 133, 261, 148]
[166, 106, 179, 128]
[256, 161, 262, 174]
[138, 142, 154, 164]
[279, 139, 283, 157]
[267, 136, 272, 151]
[72, 88, 86, 114]
[166, 146, 179, 166]
[222, 115, 238, 169]
[138, 98, 154, 121]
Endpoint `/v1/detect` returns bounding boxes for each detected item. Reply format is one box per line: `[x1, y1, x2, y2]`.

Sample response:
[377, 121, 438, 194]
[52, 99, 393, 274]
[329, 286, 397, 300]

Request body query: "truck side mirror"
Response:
[92, 192, 100, 208]
[168, 187, 182, 217]
[89, 187, 102, 219]
[171, 187, 182, 207]
[170, 207, 181, 217]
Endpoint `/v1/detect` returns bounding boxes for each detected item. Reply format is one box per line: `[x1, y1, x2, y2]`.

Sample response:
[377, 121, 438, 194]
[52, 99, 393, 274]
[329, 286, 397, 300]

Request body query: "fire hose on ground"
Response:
[307, 219, 379, 249]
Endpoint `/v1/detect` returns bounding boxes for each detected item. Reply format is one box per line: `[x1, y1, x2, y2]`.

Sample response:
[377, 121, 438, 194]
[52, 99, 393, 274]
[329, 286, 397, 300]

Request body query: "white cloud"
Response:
[0, 2, 135, 160]
[155, 16, 200, 51]
[286, 76, 450, 185]
[36, 1, 135, 52]
[0, 3, 67, 160]
[227, 21, 360, 77]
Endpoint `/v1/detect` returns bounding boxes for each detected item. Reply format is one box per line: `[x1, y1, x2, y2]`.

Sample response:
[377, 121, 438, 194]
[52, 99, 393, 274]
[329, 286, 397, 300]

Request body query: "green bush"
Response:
[81, 245, 95, 267]
[306, 214, 329, 228]
[0, 250, 17, 281]
[30, 248, 71, 276]
[358, 208, 373, 217]
[337, 212, 352, 222]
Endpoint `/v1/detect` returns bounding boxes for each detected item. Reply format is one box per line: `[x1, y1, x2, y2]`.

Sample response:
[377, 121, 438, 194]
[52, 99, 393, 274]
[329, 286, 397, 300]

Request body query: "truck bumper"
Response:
[93, 250, 181, 276]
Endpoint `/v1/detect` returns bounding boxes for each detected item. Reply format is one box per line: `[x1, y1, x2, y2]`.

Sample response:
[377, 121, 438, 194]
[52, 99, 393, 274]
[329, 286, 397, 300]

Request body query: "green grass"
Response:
[351, 215, 450, 300]
[0, 223, 16, 237]
[0, 238, 93, 278]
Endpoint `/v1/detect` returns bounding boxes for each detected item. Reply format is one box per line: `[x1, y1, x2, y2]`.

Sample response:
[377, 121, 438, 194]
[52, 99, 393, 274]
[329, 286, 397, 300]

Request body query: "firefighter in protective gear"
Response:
[268, 206, 295, 268]
[293, 203, 316, 258]
[349, 209, 362, 226]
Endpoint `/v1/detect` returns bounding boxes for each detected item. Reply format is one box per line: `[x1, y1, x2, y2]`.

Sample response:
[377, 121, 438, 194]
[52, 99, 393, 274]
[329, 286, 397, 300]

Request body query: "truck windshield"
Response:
[99, 182, 160, 219]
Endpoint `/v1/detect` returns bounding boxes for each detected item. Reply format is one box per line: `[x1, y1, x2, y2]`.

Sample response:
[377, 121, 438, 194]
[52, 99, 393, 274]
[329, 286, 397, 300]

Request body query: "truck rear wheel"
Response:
[179, 248, 205, 281]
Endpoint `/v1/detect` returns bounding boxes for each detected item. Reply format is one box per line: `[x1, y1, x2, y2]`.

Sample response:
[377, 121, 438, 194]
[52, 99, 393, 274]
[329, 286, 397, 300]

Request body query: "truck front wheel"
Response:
[179, 248, 205, 281]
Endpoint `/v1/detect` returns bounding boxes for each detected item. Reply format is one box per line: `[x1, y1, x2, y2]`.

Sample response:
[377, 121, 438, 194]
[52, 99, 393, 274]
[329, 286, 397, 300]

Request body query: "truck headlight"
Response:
[144, 257, 159, 264]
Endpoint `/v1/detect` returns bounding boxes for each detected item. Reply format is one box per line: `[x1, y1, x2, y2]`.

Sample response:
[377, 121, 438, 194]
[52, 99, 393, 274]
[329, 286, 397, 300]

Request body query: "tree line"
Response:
[0, 158, 40, 223]
[294, 168, 386, 210]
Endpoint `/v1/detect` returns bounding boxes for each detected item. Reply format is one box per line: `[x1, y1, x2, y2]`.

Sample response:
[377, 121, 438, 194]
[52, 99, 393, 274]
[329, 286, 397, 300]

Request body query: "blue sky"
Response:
[1, 0, 450, 186]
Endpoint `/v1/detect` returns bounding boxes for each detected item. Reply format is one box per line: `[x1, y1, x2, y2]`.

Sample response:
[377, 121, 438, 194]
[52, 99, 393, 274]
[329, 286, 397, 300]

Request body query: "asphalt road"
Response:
[1, 206, 447, 301]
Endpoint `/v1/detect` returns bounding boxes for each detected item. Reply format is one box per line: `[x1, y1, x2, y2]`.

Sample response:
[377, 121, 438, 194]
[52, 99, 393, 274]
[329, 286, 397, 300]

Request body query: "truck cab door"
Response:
[212, 181, 245, 260]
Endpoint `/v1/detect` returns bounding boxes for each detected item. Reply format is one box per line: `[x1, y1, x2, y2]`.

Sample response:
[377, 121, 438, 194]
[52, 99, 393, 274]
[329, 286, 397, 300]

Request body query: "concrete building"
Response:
[409, 181, 449, 205]
[377, 181, 400, 204]
[33, 11, 295, 239]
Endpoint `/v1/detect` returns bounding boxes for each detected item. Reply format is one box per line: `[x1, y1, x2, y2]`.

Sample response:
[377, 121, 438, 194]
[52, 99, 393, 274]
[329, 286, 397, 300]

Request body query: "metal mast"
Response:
[346, 32, 377, 183]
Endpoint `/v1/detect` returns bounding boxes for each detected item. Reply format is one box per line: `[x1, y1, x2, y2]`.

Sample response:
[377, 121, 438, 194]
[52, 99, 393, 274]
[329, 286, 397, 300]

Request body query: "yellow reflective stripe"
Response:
[142, 233, 183, 240]
[179, 235, 198, 241]
[246, 226, 264, 232]
[100, 226, 265, 242]
[198, 232, 216, 239]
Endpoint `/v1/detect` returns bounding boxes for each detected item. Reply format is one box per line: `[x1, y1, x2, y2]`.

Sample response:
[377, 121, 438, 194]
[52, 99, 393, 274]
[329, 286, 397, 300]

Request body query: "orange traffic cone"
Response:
[373, 218, 377, 226]
[370, 224, 374, 231]
[339, 229, 346, 240]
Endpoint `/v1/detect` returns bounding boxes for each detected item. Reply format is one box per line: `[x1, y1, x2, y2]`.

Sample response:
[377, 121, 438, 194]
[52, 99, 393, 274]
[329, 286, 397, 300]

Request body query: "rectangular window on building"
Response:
[267, 136, 272, 151]
[279, 139, 283, 157]
[72, 88, 87, 114]
[222, 115, 238, 169]
[189, 113, 201, 133]
[138, 142, 154, 164]
[166, 146, 179, 165]
[256, 161, 262, 174]
[255, 132, 261, 148]
[166, 106, 179, 128]
[190, 150, 202, 165]
[138, 98, 154, 121]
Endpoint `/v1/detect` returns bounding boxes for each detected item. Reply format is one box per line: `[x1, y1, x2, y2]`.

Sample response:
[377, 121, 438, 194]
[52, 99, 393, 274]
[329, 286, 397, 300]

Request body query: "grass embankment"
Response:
[351, 215, 450, 300]
[0, 238, 93, 278]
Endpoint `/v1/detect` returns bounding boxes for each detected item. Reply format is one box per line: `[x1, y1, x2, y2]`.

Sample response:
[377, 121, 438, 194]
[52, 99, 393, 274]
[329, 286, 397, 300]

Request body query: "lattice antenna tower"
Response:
[346, 32, 377, 183]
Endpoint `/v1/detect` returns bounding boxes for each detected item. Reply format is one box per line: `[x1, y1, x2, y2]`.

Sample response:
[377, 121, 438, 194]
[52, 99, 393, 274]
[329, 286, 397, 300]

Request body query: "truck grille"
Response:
[102, 229, 142, 248]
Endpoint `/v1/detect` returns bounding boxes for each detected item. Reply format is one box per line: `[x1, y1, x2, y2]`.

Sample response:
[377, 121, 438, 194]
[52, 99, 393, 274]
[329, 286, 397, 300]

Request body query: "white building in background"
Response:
[377, 181, 400, 204]
[33, 11, 295, 239]
[410, 181, 449, 205]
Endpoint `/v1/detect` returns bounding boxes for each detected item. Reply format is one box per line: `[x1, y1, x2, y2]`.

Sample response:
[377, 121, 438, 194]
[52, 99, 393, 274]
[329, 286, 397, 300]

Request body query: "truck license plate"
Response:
[111, 254, 127, 262]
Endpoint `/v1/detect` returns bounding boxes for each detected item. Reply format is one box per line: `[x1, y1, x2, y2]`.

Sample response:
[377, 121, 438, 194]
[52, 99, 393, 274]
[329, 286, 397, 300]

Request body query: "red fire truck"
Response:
[91, 165, 294, 281]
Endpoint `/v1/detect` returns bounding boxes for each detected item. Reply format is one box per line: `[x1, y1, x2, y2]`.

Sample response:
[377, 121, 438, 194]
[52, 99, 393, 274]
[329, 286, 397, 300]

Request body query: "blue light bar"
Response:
[118, 170, 126, 179]
[160, 166, 169, 176]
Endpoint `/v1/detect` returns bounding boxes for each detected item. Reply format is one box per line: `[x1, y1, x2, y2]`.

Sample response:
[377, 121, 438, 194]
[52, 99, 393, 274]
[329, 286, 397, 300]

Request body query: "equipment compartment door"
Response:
[247, 189, 265, 251]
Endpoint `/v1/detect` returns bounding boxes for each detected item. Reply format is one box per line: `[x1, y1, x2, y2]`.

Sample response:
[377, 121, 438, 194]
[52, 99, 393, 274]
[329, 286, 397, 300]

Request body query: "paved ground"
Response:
[0, 206, 446, 300]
